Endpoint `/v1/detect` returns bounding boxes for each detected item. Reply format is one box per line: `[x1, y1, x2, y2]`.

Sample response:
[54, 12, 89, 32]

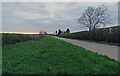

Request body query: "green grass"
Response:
[2, 36, 119, 75]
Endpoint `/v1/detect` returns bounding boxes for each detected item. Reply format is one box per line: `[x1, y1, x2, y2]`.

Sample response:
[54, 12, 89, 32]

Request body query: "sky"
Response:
[2, 2, 118, 34]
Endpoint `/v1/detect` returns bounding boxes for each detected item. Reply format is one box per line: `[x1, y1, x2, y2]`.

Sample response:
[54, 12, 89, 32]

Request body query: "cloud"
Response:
[2, 2, 118, 33]
[1, 0, 119, 2]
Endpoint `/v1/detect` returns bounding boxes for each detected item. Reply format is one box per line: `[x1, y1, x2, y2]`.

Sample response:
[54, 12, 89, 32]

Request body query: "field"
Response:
[2, 35, 119, 75]
[2, 33, 43, 45]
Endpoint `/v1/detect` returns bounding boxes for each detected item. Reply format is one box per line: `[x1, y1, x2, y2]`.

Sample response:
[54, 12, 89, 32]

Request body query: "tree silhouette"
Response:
[66, 28, 70, 33]
[56, 30, 57, 35]
[78, 5, 111, 31]
[58, 29, 62, 35]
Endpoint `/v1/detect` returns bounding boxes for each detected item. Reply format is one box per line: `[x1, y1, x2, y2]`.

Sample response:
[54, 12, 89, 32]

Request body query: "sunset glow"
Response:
[1, 32, 39, 34]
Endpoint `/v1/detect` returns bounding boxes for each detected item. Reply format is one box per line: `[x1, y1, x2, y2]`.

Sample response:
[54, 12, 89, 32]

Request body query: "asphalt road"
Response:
[53, 36, 119, 61]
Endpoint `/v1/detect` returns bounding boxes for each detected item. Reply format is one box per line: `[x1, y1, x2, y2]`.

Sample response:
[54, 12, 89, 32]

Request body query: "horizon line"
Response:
[0, 32, 53, 34]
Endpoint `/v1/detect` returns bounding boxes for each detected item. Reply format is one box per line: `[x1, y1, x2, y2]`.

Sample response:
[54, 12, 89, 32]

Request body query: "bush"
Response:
[60, 26, 120, 43]
[2, 33, 43, 45]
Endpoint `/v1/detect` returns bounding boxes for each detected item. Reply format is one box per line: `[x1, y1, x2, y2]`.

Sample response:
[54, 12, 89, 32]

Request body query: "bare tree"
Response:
[39, 30, 44, 35]
[78, 5, 111, 31]
[44, 31, 47, 35]
[39, 30, 47, 35]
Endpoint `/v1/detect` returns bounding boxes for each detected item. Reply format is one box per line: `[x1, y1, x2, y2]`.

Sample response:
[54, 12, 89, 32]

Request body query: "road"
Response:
[53, 36, 119, 61]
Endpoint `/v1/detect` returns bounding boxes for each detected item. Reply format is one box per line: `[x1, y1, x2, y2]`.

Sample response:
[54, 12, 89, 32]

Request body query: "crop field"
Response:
[2, 33, 43, 45]
[2, 35, 119, 75]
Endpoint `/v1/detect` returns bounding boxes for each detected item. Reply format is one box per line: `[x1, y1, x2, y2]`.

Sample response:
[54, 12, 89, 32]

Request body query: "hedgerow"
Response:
[2, 33, 43, 45]
[60, 26, 120, 44]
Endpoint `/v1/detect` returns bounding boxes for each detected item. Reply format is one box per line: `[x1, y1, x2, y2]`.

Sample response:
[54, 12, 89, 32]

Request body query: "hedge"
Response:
[2, 33, 43, 45]
[60, 26, 120, 44]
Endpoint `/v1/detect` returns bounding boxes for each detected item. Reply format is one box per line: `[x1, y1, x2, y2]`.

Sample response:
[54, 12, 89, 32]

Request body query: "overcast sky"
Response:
[2, 2, 118, 34]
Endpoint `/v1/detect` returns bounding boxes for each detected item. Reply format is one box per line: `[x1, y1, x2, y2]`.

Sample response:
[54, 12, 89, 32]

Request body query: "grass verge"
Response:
[2, 36, 119, 75]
